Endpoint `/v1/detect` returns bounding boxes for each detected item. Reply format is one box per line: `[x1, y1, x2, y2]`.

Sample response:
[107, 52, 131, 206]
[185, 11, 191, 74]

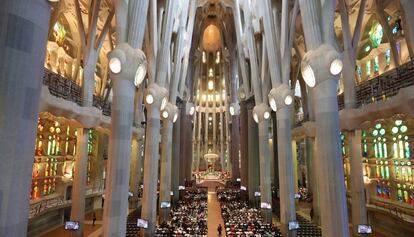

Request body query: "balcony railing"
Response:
[43, 68, 82, 106]
[368, 197, 414, 223]
[29, 187, 104, 219]
[43, 68, 112, 116]
[338, 59, 414, 110]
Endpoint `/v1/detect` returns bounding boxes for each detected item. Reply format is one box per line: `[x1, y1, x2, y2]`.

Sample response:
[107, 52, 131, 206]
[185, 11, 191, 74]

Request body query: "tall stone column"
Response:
[0, 1, 50, 236]
[247, 103, 260, 207]
[204, 109, 209, 167]
[71, 128, 90, 237]
[240, 101, 249, 188]
[213, 108, 217, 153]
[276, 107, 296, 237]
[305, 137, 321, 225]
[130, 136, 143, 208]
[220, 109, 225, 171]
[159, 103, 176, 222]
[103, 44, 147, 237]
[171, 105, 181, 205]
[183, 113, 193, 182]
[299, 1, 350, 236]
[225, 109, 231, 173]
[195, 107, 202, 172]
[253, 104, 273, 223]
[349, 130, 368, 236]
[231, 113, 241, 180]
[271, 113, 279, 189]
[140, 84, 168, 237]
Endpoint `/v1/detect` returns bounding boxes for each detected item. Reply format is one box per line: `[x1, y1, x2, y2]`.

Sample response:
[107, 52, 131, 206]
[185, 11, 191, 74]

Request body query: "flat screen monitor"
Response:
[160, 201, 171, 208]
[357, 225, 372, 234]
[170, 191, 174, 196]
[65, 221, 79, 230]
[260, 202, 271, 209]
[178, 185, 185, 190]
[240, 186, 247, 191]
[294, 193, 301, 199]
[288, 221, 299, 230]
[236, 178, 241, 182]
[254, 191, 261, 197]
[137, 219, 148, 229]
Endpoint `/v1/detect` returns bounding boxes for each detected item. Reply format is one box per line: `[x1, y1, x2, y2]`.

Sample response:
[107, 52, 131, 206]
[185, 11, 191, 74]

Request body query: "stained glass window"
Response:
[392, 120, 413, 203]
[374, 56, 379, 73]
[385, 49, 391, 66]
[372, 123, 388, 180]
[366, 61, 371, 77]
[357, 65, 362, 81]
[369, 22, 384, 48]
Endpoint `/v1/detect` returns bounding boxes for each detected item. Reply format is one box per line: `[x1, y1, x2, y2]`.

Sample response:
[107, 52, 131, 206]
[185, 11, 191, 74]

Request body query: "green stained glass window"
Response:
[369, 22, 384, 48]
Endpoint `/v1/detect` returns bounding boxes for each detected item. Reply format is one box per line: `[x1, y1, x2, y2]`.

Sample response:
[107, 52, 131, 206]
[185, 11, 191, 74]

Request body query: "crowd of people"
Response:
[217, 187, 282, 237]
[155, 187, 208, 236]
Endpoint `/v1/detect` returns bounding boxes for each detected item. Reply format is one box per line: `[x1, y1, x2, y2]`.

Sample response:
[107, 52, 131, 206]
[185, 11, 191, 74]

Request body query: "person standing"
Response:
[217, 224, 223, 236]
[92, 212, 97, 226]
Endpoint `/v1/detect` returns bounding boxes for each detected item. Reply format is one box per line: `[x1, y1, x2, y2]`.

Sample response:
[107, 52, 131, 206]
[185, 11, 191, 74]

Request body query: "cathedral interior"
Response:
[0, 0, 413, 236]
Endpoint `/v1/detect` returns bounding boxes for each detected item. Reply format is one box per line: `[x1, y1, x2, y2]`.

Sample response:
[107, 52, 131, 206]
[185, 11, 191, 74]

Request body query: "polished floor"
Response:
[207, 191, 226, 237]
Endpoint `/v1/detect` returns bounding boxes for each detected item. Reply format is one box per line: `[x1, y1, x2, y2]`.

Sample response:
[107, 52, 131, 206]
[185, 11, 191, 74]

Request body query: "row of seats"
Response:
[155, 187, 208, 236]
[218, 188, 282, 237]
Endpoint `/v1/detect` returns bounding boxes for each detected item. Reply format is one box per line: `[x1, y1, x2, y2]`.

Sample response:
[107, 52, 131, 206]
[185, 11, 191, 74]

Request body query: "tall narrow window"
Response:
[385, 49, 391, 66]
[374, 56, 379, 73]
[366, 61, 371, 77]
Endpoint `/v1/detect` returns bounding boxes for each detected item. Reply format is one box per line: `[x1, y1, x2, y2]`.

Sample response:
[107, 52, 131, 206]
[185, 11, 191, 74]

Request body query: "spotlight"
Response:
[330, 59, 343, 76]
[173, 113, 178, 123]
[162, 111, 169, 119]
[264, 111, 270, 119]
[269, 98, 277, 112]
[134, 64, 147, 87]
[161, 97, 168, 110]
[145, 94, 154, 104]
[229, 106, 235, 116]
[253, 113, 259, 123]
[301, 64, 316, 88]
[109, 57, 122, 74]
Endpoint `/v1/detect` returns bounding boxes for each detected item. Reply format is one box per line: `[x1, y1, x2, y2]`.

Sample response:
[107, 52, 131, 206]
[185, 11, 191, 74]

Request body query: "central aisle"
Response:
[207, 191, 226, 237]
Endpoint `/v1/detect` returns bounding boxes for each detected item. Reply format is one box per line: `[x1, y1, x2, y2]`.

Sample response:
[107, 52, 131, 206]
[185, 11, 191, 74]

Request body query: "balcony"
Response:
[338, 59, 414, 110]
[43, 68, 112, 116]
[29, 187, 104, 219]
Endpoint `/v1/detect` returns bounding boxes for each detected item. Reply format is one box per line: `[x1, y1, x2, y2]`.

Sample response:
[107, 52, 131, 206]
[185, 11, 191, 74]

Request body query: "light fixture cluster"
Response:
[108, 43, 148, 87]
[161, 103, 179, 123]
[237, 84, 247, 101]
[144, 83, 168, 111]
[252, 103, 271, 123]
[229, 103, 240, 116]
[268, 84, 293, 112]
[301, 44, 343, 88]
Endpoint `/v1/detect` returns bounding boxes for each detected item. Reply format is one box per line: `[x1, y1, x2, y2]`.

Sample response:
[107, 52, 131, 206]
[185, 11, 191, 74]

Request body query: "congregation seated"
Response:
[125, 209, 141, 237]
[156, 188, 208, 236]
[218, 188, 282, 237]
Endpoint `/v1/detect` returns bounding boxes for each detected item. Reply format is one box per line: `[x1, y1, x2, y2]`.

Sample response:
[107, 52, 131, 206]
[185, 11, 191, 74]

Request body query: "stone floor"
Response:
[207, 191, 226, 237]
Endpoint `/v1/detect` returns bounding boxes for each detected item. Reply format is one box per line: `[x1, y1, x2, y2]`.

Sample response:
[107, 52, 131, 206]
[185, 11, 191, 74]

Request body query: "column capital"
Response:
[144, 83, 168, 110]
[108, 43, 147, 87]
[161, 102, 178, 123]
[252, 103, 271, 123]
[301, 44, 343, 88]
